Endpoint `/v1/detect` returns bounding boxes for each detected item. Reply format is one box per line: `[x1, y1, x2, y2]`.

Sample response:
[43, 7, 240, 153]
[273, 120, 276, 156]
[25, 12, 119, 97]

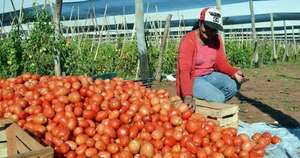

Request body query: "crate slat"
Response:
[16, 138, 31, 153]
[15, 147, 54, 158]
[0, 145, 7, 158]
[12, 124, 44, 150]
[195, 99, 237, 109]
[0, 119, 14, 128]
[194, 99, 239, 128]
[6, 123, 17, 157]
[0, 130, 6, 142]
[217, 113, 238, 126]
[195, 106, 238, 118]
[223, 121, 239, 128]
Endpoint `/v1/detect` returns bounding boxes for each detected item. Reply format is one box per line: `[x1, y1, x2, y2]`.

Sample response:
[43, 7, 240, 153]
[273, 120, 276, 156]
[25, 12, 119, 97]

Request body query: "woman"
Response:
[176, 7, 247, 109]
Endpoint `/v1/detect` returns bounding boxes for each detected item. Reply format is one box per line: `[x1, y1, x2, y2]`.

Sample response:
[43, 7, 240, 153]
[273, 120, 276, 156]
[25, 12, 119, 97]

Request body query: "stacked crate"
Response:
[0, 119, 53, 158]
[194, 99, 239, 128]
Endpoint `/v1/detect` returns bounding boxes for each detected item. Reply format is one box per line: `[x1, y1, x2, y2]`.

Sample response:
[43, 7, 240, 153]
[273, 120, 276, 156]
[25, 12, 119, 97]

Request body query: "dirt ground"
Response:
[153, 61, 300, 128]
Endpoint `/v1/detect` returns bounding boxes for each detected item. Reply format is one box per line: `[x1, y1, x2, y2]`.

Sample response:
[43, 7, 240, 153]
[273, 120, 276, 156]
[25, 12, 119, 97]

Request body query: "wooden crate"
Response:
[194, 99, 239, 128]
[0, 119, 54, 158]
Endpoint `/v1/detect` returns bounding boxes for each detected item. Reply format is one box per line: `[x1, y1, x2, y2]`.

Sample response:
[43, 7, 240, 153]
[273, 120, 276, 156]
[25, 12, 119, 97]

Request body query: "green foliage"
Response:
[0, 7, 298, 79]
[22, 7, 71, 75]
[64, 38, 139, 78]
[0, 26, 23, 77]
[225, 40, 252, 68]
[162, 40, 179, 74]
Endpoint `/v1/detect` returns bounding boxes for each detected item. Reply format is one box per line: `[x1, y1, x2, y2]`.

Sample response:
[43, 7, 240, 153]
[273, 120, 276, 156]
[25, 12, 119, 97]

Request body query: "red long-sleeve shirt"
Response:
[176, 30, 238, 97]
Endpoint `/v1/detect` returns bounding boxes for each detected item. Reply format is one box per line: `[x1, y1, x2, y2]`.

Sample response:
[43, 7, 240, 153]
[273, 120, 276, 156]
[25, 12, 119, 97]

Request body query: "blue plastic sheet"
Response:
[238, 121, 300, 158]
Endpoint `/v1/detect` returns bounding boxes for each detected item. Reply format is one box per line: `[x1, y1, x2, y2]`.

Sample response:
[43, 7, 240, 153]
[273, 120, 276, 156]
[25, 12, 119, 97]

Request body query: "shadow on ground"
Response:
[236, 92, 300, 138]
[236, 92, 300, 128]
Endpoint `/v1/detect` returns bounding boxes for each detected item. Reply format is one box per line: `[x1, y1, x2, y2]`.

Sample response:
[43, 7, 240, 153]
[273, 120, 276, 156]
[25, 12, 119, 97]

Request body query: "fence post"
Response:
[249, 0, 260, 67]
[135, 0, 150, 84]
[154, 14, 172, 82]
[53, 0, 62, 76]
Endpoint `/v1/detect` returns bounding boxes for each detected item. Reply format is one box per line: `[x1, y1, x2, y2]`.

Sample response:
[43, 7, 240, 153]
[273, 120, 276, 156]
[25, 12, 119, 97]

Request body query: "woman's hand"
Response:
[183, 96, 196, 111]
[233, 70, 248, 83]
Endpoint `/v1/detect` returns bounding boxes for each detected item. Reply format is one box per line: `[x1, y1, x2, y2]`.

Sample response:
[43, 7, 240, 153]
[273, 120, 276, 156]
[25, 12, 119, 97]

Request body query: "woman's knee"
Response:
[196, 92, 226, 103]
[209, 94, 226, 103]
[229, 80, 238, 94]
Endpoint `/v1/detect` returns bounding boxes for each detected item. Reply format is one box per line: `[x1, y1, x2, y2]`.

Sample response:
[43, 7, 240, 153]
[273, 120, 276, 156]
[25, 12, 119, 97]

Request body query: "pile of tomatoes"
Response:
[0, 73, 280, 158]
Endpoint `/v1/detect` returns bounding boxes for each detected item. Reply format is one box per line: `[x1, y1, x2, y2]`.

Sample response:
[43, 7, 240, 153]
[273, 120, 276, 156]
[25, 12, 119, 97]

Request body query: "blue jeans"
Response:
[193, 72, 239, 103]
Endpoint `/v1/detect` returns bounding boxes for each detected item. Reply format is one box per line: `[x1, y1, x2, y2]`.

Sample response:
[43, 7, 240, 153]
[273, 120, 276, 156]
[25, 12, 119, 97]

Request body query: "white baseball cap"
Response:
[199, 7, 223, 31]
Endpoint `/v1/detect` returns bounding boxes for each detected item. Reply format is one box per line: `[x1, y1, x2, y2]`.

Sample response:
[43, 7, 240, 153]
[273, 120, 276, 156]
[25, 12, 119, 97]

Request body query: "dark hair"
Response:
[192, 20, 199, 31]
[192, 20, 203, 31]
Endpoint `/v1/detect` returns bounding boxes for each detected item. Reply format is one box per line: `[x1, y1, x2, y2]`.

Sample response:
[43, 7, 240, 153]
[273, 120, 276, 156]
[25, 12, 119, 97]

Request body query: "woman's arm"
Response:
[178, 36, 195, 96]
[214, 35, 238, 77]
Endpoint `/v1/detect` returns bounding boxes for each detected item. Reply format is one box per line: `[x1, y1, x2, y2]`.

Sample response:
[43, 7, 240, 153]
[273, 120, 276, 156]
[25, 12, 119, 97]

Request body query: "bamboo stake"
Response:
[131, 22, 136, 41]
[241, 28, 244, 46]
[216, 0, 224, 40]
[177, 11, 181, 37]
[122, 6, 128, 46]
[76, 6, 80, 35]
[270, 13, 277, 62]
[68, 6, 75, 37]
[113, 16, 119, 39]
[92, 7, 100, 37]
[249, 0, 260, 67]
[9, 0, 23, 31]
[182, 15, 186, 36]
[76, 6, 83, 55]
[94, 4, 108, 60]
[282, 20, 289, 62]
[99, 3, 108, 42]
[90, 7, 97, 53]
[18, 0, 24, 25]
[155, 14, 172, 82]
[155, 5, 160, 44]
[1, 0, 5, 33]
[292, 26, 297, 60]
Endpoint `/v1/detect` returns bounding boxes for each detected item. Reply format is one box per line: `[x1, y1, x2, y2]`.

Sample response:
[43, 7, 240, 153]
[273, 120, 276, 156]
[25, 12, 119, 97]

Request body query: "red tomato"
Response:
[251, 133, 262, 142]
[117, 125, 130, 137]
[182, 110, 193, 120]
[185, 120, 198, 133]
[186, 142, 198, 154]
[163, 136, 177, 147]
[271, 136, 281, 144]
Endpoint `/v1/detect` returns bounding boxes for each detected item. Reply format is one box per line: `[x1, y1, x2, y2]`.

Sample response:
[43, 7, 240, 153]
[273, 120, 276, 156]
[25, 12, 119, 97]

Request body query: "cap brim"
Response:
[205, 21, 223, 31]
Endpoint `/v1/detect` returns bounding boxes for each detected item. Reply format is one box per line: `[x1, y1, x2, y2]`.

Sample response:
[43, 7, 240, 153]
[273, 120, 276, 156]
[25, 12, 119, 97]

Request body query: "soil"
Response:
[153, 61, 300, 128]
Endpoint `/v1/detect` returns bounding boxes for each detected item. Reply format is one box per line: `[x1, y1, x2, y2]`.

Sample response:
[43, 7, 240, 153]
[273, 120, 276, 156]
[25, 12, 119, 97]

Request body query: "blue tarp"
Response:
[239, 121, 300, 158]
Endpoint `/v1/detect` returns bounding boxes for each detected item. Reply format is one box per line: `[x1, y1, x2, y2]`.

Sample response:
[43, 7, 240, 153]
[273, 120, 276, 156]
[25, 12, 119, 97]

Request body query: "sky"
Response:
[0, 0, 299, 33]
[1, 0, 299, 16]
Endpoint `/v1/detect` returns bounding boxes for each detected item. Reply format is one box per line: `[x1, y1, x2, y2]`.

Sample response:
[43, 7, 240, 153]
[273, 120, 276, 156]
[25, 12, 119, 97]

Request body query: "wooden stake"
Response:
[154, 14, 172, 82]
[292, 26, 297, 60]
[94, 3, 108, 60]
[216, 0, 224, 40]
[282, 20, 289, 62]
[249, 0, 260, 67]
[270, 13, 277, 62]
